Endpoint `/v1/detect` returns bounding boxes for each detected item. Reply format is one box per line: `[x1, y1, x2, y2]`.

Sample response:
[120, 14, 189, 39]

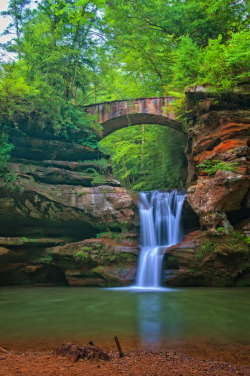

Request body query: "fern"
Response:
[197, 160, 240, 175]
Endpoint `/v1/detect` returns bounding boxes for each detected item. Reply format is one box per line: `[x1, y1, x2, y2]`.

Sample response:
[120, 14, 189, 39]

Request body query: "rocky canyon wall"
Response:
[0, 133, 138, 286]
[163, 86, 250, 287]
[186, 88, 249, 231]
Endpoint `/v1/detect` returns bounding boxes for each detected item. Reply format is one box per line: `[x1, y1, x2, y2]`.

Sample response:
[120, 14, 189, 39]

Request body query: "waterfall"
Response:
[136, 190, 186, 288]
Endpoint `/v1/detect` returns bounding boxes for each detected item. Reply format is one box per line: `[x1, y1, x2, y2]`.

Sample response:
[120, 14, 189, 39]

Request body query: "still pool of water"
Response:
[0, 287, 249, 350]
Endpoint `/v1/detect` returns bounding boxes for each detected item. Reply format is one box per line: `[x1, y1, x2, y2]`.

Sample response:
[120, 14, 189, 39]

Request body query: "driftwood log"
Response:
[0, 347, 9, 354]
[54, 343, 110, 363]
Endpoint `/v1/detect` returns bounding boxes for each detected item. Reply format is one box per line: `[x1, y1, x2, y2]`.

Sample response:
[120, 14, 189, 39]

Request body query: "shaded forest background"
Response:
[0, 0, 249, 190]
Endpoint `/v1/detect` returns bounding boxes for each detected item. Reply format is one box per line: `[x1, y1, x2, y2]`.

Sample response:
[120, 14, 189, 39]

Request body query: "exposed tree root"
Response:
[54, 343, 110, 363]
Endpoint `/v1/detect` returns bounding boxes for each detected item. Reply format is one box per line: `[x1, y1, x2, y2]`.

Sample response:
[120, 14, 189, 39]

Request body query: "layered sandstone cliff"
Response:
[186, 88, 249, 231]
[0, 133, 138, 286]
[161, 87, 250, 286]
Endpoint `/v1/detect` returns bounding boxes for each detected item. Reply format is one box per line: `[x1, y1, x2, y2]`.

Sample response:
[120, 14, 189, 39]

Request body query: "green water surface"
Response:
[0, 287, 249, 349]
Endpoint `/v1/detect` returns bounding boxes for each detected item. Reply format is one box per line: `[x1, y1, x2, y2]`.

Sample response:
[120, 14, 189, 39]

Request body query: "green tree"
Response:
[104, 0, 249, 95]
[0, 0, 32, 58]
[169, 35, 201, 93]
[201, 30, 250, 90]
[101, 125, 187, 191]
[0, 0, 104, 141]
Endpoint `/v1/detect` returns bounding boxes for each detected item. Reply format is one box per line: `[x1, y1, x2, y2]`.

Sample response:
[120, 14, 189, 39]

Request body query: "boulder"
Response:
[187, 171, 249, 230]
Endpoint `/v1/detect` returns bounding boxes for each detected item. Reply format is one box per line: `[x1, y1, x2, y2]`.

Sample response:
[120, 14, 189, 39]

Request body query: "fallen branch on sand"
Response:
[0, 347, 9, 354]
[114, 336, 124, 358]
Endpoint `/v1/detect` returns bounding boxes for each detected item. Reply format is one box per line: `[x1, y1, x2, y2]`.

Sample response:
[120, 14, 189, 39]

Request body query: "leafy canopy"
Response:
[0, 0, 249, 190]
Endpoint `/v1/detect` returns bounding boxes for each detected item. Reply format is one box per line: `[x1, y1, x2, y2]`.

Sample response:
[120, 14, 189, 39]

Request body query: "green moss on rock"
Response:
[164, 230, 250, 287]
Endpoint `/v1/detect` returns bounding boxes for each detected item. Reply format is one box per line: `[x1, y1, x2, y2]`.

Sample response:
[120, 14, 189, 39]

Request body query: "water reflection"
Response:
[136, 292, 181, 347]
[137, 293, 163, 346]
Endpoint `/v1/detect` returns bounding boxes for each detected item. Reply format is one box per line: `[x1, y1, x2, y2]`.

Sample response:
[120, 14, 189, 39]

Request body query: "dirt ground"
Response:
[0, 341, 249, 376]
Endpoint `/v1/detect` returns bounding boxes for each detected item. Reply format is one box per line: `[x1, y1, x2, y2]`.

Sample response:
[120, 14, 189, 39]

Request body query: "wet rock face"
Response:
[181, 200, 200, 233]
[0, 237, 139, 287]
[186, 92, 250, 231]
[48, 237, 139, 287]
[162, 228, 250, 287]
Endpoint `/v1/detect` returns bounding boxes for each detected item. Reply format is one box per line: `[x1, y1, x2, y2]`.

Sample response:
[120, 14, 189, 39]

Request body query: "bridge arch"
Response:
[100, 113, 183, 138]
[83, 97, 185, 138]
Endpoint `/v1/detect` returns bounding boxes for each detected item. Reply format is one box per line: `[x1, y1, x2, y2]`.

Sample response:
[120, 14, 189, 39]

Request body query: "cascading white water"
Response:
[136, 190, 186, 288]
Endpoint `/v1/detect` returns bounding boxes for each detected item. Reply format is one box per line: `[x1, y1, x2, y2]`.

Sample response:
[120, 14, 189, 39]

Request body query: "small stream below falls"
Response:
[136, 190, 186, 288]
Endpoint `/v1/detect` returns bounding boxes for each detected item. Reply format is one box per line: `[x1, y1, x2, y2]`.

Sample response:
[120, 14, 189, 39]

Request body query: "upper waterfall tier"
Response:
[136, 190, 186, 288]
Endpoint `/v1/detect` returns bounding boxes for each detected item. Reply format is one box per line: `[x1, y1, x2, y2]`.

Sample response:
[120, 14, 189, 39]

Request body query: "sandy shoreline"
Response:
[0, 342, 249, 376]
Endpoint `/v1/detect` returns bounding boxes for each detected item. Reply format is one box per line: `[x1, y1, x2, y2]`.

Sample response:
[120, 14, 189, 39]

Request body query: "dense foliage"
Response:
[0, 0, 103, 140]
[0, 131, 13, 175]
[0, 0, 249, 190]
[101, 125, 187, 191]
[102, 0, 249, 96]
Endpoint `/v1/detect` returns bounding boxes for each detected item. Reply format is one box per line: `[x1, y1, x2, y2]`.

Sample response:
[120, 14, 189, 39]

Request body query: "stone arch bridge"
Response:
[83, 97, 185, 138]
